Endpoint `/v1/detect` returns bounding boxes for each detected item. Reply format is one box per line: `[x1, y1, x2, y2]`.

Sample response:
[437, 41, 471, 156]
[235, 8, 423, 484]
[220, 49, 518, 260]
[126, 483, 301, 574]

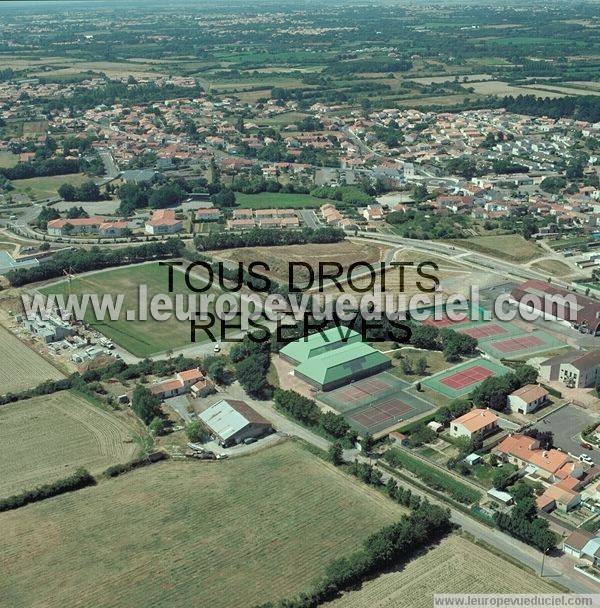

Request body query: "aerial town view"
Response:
[1, 1, 600, 606]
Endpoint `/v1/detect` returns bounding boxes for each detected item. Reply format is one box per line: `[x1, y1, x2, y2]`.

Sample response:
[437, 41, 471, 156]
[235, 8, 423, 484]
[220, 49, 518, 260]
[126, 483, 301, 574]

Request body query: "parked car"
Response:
[579, 454, 593, 464]
[243, 437, 257, 445]
[581, 442, 594, 451]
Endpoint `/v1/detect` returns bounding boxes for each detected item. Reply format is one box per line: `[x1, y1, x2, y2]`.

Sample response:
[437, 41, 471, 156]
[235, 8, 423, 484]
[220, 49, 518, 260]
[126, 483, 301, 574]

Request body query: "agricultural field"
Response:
[0, 441, 405, 608]
[39, 262, 230, 357]
[0, 390, 140, 497]
[448, 234, 545, 263]
[212, 239, 392, 286]
[324, 534, 558, 608]
[9, 173, 89, 200]
[0, 324, 64, 394]
[234, 192, 323, 209]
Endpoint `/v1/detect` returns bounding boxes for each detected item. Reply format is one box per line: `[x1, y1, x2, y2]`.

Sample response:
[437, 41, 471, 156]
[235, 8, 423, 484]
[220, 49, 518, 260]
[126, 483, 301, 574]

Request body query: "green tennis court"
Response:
[422, 357, 511, 399]
[317, 372, 409, 414]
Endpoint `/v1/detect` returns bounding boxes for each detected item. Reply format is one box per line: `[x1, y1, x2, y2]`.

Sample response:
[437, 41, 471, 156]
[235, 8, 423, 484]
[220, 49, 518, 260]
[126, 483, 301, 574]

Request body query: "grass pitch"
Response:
[10, 173, 88, 200]
[0, 390, 140, 497]
[0, 441, 404, 608]
[39, 263, 230, 357]
[0, 324, 64, 394]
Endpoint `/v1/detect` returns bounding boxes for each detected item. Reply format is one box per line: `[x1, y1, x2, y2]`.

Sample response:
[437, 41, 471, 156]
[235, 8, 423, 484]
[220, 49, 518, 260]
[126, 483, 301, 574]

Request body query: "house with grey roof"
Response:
[538, 350, 600, 388]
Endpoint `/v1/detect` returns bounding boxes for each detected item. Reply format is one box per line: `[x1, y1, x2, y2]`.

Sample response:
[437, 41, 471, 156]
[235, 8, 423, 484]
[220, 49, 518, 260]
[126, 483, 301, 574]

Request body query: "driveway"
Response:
[165, 395, 194, 423]
[534, 404, 600, 465]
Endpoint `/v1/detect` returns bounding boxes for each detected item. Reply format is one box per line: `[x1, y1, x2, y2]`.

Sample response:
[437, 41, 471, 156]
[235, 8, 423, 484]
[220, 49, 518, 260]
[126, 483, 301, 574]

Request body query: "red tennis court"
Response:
[349, 397, 414, 428]
[458, 323, 507, 339]
[440, 365, 494, 389]
[493, 335, 543, 354]
[423, 314, 468, 328]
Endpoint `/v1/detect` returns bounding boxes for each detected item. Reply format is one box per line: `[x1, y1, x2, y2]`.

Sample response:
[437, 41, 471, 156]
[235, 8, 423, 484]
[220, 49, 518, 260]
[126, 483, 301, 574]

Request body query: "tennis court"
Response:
[440, 364, 494, 389]
[423, 314, 468, 328]
[344, 389, 434, 436]
[317, 371, 434, 435]
[349, 397, 416, 430]
[479, 330, 564, 360]
[457, 322, 507, 339]
[422, 357, 510, 399]
[318, 372, 409, 413]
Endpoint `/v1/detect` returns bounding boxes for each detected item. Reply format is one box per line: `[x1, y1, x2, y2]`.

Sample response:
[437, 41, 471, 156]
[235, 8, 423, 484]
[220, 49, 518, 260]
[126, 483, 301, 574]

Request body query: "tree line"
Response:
[7, 239, 184, 287]
[194, 226, 345, 252]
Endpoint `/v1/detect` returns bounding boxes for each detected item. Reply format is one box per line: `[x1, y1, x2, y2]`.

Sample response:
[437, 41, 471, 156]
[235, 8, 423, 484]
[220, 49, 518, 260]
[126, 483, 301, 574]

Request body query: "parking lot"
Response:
[533, 404, 599, 465]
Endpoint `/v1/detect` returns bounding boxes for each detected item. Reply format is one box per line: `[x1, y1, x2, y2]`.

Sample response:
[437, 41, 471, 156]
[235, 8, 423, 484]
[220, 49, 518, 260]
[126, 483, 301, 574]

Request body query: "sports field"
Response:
[422, 358, 510, 399]
[9, 173, 89, 200]
[318, 372, 434, 435]
[39, 263, 231, 357]
[0, 390, 139, 497]
[324, 533, 558, 607]
[478, 330, 563, 360]
[0, 441, 405, 608]
[0, 324, 64, 394]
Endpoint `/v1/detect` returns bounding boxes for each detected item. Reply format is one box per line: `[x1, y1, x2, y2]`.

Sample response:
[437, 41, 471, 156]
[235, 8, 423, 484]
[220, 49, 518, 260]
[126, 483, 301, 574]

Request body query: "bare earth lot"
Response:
[0, 324, 64, 394]
[0, 390, 139, 496]
[325, 534, 558, 608]
[0, 441, 404, 608]
[212, 240, 392, 285]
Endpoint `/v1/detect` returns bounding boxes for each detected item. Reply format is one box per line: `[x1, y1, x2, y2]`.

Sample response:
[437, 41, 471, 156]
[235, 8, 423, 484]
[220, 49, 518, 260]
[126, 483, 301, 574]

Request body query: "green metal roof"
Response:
[294, 342, 389, 386]
[280, 326, 361, 363]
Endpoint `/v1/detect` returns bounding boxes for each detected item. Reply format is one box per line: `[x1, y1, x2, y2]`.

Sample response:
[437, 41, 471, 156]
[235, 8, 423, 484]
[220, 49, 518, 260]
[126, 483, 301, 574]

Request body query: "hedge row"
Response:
[0, 468, 96, 512]
[104, 452, 169, 478]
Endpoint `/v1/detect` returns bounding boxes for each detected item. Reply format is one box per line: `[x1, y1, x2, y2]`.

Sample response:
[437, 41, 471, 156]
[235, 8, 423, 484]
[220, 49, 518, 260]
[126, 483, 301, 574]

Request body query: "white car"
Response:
[579, 454, 593, 464]
[213, 343, 221, 353]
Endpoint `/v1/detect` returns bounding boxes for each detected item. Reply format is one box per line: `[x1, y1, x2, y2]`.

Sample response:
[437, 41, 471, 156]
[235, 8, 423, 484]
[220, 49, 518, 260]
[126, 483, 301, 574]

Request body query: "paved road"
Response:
[298, 209, 321, 229]
[97, 148, 120, 179]
[351, 232, 573, 289]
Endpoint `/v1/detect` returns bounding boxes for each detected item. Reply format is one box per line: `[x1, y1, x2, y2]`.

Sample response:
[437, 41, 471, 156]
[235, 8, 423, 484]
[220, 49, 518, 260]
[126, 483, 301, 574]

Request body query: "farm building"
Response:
[199, 399, 273, 447]
[280, 327, 362, 365]
[510, 279, 600, 335]
[293, 341, 391, 391]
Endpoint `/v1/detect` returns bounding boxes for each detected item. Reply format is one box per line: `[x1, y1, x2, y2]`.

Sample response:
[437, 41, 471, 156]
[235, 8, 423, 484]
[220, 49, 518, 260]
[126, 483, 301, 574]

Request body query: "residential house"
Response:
[145, 209, 183, 235]
[148, 367, 205, 400]
[507, 384, 549, 415]
[47, 216, 103, 236]
[450, 408, 498, 440]
[195, 208, 223, 222]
